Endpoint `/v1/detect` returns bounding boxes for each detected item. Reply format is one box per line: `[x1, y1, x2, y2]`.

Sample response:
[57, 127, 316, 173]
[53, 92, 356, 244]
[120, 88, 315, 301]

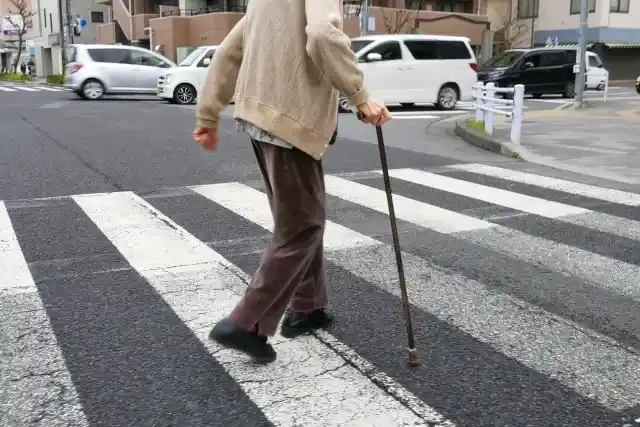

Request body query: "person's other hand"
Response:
[356, 99, 392, 126]
[193, 127, 218, 151]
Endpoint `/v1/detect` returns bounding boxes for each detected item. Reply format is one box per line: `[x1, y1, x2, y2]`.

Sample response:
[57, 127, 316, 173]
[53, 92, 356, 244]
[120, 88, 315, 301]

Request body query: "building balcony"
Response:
[96, 23, 117, 44]
[149, 5, 488, 62]
[159, 2, 246, 17]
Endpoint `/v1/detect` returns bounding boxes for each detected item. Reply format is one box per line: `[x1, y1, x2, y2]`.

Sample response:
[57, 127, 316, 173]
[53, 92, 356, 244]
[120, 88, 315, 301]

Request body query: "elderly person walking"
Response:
[193, 0, 392, 363]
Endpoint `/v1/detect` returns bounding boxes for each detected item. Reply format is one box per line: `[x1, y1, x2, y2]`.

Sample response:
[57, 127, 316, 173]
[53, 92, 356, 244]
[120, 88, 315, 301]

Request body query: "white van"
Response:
[339, 34, 478, 111]
[157, 45, 217, 104]
[584, 51, 608, 91]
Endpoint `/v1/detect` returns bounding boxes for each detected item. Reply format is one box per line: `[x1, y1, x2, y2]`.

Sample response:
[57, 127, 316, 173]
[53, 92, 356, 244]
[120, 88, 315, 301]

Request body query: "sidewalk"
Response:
[455, 103, 640, 185]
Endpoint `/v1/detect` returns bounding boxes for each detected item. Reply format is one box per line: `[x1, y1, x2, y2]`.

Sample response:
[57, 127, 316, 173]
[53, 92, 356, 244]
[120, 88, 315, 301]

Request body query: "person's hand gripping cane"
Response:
[356, 99, 392, 126]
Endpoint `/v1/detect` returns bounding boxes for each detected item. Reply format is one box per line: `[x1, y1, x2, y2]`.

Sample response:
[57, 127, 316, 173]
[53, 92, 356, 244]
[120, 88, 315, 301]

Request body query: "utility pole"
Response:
[574, 0, 588, 108]
[65, 0, 74, 44]
[359, 0, 368, 36]
[57, 0, 66, 67]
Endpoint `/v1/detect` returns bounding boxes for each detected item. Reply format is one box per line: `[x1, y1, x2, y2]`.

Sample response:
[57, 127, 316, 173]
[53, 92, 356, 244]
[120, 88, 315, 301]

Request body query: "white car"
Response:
[65, 44, 176, 100]
[157, 46, 217, 104]
[339, 34, 478, 111]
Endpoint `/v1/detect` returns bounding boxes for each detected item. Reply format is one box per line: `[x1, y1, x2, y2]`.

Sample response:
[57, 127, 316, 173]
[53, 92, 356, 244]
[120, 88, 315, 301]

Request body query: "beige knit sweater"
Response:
[195, 0, 370, 160]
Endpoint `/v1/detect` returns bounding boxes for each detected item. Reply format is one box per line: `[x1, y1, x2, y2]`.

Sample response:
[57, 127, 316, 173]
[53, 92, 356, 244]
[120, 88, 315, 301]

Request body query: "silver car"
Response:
[64, 44, 176, 100]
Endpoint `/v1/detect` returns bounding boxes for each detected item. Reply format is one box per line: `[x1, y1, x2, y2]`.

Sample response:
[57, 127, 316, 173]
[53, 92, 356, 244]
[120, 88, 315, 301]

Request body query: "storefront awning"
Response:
[544, 43, 595, 49]
[603, 42, 640, 48]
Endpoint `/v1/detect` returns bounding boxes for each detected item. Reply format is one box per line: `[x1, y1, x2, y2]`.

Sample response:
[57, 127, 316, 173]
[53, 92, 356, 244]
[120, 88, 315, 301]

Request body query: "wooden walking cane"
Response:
[356, 110, 420, 367]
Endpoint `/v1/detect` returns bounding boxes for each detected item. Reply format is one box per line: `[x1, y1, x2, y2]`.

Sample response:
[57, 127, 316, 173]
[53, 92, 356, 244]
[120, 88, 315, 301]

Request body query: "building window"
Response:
[610, 0, 629, 12]
[406, 0, 428, 9]
[517, 0, 539, 18]
[91, 11, 104, 23]
[570, 0, 596, 14]
[207, 0, 248, 12]
[435, 1, 455, 12]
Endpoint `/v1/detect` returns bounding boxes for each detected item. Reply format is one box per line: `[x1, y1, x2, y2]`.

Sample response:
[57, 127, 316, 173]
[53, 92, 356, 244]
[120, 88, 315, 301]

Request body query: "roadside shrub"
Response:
[0, 72, 32, 82]
[47, 74, 65, 85]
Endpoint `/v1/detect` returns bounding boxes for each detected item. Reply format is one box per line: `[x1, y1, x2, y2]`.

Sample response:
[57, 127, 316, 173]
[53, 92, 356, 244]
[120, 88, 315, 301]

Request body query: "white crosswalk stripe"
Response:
[0, 84, 69, 92]
[1, 163, 640, 426]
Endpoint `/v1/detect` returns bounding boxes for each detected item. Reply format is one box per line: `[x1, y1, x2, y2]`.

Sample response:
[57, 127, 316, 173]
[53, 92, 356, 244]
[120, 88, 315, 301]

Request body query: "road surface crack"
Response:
[15, 114, 125, 191]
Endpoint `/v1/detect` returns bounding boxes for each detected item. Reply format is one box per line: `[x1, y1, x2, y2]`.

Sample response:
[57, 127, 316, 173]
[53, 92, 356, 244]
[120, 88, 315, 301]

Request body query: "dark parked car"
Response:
[476, 47, 604, 98]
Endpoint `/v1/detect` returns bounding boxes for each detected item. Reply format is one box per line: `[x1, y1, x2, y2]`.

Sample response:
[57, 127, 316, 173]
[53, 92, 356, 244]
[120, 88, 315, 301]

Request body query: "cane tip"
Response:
[407, 348, 420, 367]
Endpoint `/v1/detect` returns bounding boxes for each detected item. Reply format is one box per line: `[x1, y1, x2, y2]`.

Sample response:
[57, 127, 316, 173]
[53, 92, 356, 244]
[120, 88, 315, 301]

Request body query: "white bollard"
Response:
[510, 84, 524, 144]
[484, 82, 495, 135]
[475, 82, 484, 122]
[603, 70, 609, 103]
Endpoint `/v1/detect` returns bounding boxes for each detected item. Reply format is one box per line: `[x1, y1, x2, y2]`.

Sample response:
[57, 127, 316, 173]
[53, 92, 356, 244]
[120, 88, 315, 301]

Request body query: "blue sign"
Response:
[552, 36, 559, 46]
[79, 18, 87, 29]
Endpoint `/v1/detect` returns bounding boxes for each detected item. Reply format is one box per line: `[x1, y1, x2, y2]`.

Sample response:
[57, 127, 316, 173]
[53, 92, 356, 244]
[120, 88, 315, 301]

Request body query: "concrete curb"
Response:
[454, 119, 523, 159]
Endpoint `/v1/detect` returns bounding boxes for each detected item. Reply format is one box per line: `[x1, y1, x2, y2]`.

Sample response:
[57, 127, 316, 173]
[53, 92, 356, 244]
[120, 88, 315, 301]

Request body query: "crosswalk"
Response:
[2, 163, 640, 426]
[0, 83, 70, 92]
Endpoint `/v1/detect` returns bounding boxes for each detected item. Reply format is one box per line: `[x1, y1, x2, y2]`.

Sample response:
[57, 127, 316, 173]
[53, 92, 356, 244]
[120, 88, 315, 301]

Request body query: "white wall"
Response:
[529, 0, 608, 31]
[515, 0, 638, 32]
[486, 0, 510, 30]
[607, 6, 640, 28]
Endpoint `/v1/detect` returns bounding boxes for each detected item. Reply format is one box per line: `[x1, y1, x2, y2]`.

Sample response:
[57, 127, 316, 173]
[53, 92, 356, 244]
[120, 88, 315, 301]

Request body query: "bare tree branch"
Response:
[6, 0, 36, 73]
[382, 0, 427, 34]
[493, 9, 528, 53]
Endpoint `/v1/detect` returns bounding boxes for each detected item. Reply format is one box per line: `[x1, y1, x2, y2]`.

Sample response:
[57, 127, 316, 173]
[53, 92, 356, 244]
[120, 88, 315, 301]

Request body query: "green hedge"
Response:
[0, 72, 32, 82]
[47, 74, 65, 85]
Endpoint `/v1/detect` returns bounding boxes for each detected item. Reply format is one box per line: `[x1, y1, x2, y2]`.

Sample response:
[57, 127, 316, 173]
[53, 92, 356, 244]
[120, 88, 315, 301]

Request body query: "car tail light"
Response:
[68, 63, 83, 74]
[469, 62, 477, 71]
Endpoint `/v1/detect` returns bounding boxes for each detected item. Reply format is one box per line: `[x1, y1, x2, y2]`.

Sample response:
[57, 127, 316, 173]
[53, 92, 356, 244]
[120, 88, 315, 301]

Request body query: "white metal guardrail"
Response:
[579, 67, 609, 102]
[472, 82, 525, 144]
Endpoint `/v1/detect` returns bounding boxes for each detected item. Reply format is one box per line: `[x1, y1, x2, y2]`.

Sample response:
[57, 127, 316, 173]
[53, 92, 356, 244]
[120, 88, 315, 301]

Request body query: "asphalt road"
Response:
[1, 87, 640, 427]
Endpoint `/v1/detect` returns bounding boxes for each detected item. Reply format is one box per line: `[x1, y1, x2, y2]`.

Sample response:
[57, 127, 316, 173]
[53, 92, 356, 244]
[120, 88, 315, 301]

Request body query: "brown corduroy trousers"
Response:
[230, 139, 328, 336]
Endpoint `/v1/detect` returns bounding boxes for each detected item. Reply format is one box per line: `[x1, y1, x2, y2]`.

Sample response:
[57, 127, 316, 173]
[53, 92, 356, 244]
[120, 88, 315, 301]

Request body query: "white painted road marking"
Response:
[0, 202, 89, 427]
[0, 202, 36, 296]
[448, 163, 640, 206]
[383, 168, 588, 218]
[324, 174, 497, 234]
[384, 168, 640, 241]
[10, 86, 39, 91]
[191, 182, 379, 250]
[187, 178, 640, 412]
[33, 86, 64, 91]
[72, 191, 447, 427]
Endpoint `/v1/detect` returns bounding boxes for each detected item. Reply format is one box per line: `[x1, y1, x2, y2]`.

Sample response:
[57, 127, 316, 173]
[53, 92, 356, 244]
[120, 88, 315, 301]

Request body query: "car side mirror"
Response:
[522, 62, 534, 69]
[366, 52, 382, 62]
[203, 57, 211, 66]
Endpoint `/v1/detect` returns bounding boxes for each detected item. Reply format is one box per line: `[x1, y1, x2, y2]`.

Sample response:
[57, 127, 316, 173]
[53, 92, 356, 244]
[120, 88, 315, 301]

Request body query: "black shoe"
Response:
[280, 309, 334, 338]
[209, 317, 276, 363]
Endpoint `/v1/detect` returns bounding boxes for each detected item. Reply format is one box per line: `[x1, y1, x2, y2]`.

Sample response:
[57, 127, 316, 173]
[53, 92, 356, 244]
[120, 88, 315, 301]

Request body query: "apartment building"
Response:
[513, 0, 639, 79]
[95, 0, 492, 63]
[31, 0, 109, 75]
[1, 0, 108, 76]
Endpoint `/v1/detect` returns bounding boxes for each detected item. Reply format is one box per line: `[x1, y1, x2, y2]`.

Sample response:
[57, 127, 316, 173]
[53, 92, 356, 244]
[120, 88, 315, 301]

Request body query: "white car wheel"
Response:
[82, 80, 104, 100]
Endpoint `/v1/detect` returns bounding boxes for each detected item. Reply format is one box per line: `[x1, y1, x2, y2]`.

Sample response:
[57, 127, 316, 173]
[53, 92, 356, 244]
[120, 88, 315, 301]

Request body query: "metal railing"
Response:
[580, 67, 609, 103]
[161, 3, 246, 16]
[472, 82, 525, 144]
